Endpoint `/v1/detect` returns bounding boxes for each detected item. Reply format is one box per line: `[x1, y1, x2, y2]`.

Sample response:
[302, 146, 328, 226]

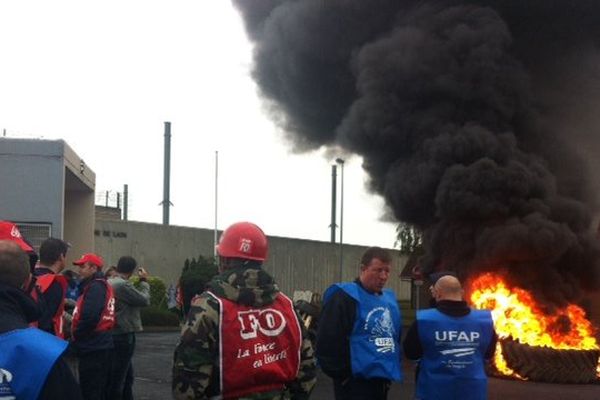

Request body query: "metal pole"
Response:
[214, 150, 219, 258]
[162, 121, 172, 225]
[123, 184, 129, 221]
[336, 158, 345, 281]
[330, 165, 337, 243]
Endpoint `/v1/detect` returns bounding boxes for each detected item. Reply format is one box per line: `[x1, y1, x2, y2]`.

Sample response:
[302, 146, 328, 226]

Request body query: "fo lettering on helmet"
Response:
[237, 309, 287, 339]
[10, 225, 21, 238]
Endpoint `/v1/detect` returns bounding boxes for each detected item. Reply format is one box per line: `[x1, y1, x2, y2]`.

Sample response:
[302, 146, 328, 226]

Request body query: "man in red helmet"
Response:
[172, 222, 317, 400]
[0, 220, 38, 272]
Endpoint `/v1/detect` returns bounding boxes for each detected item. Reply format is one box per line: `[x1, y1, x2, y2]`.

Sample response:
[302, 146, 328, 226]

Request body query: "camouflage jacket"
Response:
[172, 266, 317, 400]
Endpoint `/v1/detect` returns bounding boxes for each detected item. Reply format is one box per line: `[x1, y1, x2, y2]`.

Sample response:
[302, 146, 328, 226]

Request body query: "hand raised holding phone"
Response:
[137, 267, 149, 280]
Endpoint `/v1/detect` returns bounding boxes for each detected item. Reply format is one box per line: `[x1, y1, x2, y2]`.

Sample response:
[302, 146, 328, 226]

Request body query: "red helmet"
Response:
[217, 222, 268, 262]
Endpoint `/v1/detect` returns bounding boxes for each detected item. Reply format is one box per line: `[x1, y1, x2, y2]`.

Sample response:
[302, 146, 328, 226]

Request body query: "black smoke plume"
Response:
[232, 0, 600, 307]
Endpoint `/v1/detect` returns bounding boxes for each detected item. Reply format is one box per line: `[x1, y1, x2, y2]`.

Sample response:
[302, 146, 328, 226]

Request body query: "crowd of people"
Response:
[1, 218, 498, 400]
[0, 220, 151, 400]
[172, 221, 497, 400]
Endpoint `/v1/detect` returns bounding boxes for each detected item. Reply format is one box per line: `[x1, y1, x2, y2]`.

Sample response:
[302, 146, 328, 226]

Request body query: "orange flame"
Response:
[468, 272, 599, 378]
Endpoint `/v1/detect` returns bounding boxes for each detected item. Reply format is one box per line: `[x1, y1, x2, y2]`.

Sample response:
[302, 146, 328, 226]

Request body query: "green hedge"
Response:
[132, 276, 168, 309]
[140, 306, 180, 327]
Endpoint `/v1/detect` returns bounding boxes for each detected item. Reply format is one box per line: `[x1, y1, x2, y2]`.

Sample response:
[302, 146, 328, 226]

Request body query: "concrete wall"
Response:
[95, 206, 122, 221]
[64, 187, 96, 262]
[61, 141, 96, 260]
[94, 219, 411, 300]
[94, 220, 216, 280]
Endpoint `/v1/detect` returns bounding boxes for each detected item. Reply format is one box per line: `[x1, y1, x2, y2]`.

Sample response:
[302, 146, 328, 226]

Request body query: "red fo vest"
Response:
[29, 274, 68, 338]
[72, 279, 116, 336]
[210, 292, 302, 399]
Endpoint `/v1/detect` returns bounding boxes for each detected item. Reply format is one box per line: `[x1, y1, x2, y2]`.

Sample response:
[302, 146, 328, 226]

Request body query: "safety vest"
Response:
[209, 292, 302, 399]
[72, 279, 116, 336]
[29, 273, 68, 338]
[0, 328, 67, 400]
[416, 308, 494, 400]
[323, 282, 403, 381]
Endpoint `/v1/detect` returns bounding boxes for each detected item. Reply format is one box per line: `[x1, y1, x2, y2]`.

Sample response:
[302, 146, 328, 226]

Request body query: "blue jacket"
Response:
[0, 328, 67, 399]
[416, 308, 494, 400]
[324, 282, 403, 381]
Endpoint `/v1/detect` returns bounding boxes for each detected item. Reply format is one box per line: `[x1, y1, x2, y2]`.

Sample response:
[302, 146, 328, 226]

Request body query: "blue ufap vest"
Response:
[324, 282, 403, 381]
[0, 328, 67, 400]
[416, 308, 494, 400]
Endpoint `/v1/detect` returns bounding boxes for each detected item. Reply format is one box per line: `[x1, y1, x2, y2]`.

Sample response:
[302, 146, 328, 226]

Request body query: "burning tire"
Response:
[500, 339, 600, 384]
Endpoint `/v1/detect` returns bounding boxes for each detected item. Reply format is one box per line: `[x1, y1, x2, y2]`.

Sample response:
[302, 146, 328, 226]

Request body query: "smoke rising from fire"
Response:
[232, 0, 600, 306]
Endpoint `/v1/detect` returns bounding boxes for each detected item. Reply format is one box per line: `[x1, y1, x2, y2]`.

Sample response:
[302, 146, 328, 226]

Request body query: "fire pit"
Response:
[469, 273, 600, 384]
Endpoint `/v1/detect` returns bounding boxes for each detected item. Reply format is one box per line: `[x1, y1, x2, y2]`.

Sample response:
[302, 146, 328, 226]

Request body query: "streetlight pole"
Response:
[330, 165, 337, 243]
[214, 150, 219, 258]
[336, 158, 345, 282]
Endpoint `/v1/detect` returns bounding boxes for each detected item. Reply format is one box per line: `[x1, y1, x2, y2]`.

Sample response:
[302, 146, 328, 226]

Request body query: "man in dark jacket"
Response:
[172, 222, 316, 400]
[33, 237, 69, 337]
[403, 275, 497, 400]
[316, 246, 403, 400]
[0, 240, 82, 399]
[71, 253, 115, 400]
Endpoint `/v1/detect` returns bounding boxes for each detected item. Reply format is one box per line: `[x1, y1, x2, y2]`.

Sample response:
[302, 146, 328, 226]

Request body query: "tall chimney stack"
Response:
[123, 184, 129, 221]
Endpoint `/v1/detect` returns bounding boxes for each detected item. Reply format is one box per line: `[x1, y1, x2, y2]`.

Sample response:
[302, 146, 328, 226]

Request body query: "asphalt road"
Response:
[133, 331, 600, 399]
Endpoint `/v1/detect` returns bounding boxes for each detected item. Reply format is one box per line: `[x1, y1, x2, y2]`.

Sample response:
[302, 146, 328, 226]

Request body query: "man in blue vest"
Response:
[403, 275, 496, 400]
[317, 246, 403, 400]
[0, 240, 82, 399]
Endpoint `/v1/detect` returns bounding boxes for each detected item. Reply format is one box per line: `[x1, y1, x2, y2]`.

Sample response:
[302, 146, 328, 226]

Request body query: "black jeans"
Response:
[333, 377, 390, 400]
[109, 333, 136, 400]
[78, 349, 113, 400]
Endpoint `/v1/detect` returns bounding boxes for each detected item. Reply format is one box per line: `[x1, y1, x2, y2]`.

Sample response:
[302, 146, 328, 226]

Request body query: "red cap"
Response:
[0, 221, 34, 252]
[73, 253, 104, 268]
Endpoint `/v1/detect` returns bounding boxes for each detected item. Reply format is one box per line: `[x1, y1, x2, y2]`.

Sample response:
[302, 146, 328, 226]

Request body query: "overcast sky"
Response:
[0, 1, 398, 248]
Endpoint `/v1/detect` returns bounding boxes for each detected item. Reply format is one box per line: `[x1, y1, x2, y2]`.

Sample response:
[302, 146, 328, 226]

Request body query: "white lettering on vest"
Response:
[237, 348, 250, 358]
[264, 349, 287, 365]
[435, 330, 480, 342]
[0, 368, 13, 384]
[254, 342, 276, 354]
[238, 309, 287, 339]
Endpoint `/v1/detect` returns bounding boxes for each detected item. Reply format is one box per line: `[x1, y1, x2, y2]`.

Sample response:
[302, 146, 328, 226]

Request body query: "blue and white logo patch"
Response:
[0, 368, 16, 400]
